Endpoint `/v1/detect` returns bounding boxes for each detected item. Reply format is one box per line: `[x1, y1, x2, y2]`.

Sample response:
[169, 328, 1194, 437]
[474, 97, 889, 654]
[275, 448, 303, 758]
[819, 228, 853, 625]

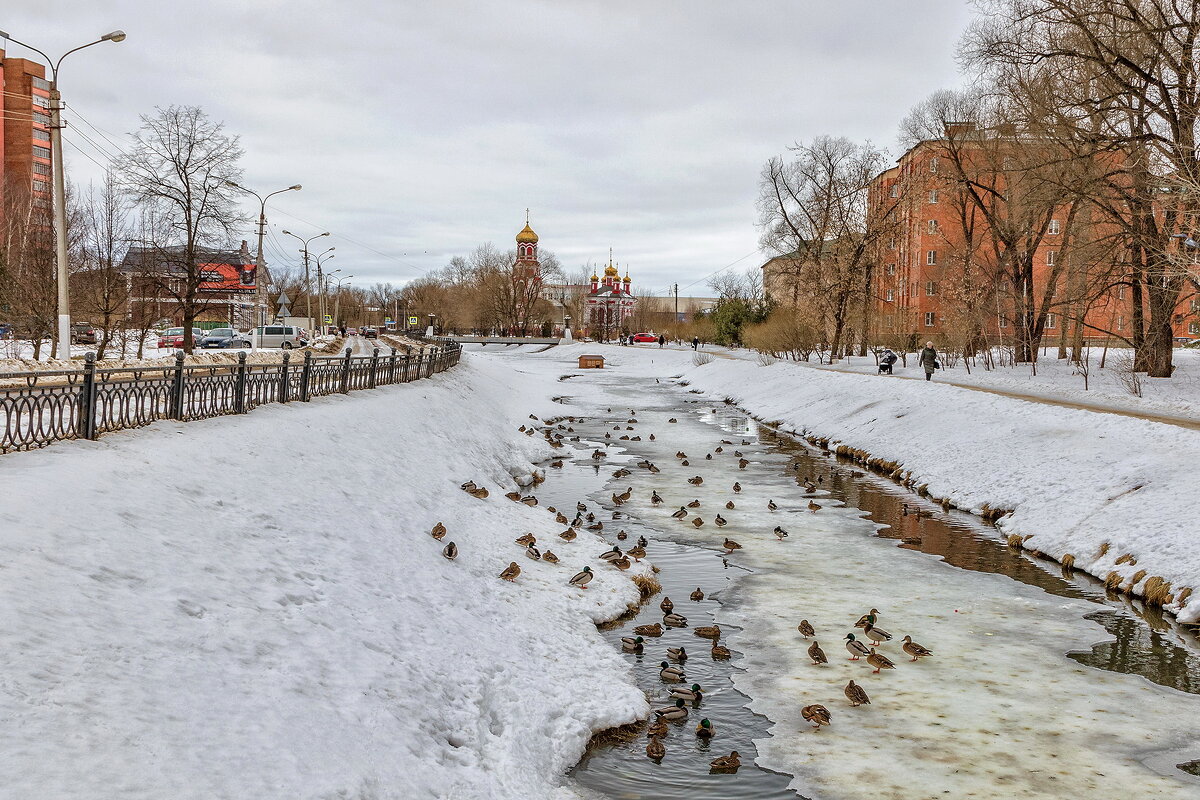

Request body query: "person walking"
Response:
[918, 341, 940, 381]
[658, 334, 665, 348]
[692, 336, 699, 351]
[879, 348, 897, 375]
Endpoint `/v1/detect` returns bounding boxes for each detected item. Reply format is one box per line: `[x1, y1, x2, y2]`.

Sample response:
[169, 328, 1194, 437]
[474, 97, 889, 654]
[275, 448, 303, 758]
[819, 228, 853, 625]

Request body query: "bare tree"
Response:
[73, 171, 133, 359]
[0, 177, 57, 358]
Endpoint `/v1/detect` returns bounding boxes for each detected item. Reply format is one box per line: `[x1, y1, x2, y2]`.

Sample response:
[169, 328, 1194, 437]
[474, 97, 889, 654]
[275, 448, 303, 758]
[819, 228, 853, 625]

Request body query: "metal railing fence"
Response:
[0, 341, 462, 454]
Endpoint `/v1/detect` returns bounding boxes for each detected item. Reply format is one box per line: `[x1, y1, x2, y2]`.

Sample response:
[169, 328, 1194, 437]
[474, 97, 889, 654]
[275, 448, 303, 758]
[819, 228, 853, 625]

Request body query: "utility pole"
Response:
[282, 230, 329, 332]
[226, 181, 301, 327]
[673, 283, 679, 323]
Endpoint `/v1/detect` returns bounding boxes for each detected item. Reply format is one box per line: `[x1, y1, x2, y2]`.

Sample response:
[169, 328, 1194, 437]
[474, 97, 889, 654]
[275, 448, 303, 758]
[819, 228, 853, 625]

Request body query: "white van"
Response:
[251, 325, 308, 349]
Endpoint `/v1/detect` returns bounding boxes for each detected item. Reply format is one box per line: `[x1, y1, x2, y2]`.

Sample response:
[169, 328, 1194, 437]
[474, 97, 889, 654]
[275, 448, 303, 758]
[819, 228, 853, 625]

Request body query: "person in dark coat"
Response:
[918, 341, 939, 381]
[691, 337, 699, 350]
[658, 334, 665, 348]
[879, 348, 897, 375]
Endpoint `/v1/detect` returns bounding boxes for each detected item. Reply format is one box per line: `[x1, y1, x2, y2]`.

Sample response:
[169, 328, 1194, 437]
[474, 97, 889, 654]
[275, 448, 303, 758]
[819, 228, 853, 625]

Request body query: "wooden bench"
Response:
[578, 354, 605, 369]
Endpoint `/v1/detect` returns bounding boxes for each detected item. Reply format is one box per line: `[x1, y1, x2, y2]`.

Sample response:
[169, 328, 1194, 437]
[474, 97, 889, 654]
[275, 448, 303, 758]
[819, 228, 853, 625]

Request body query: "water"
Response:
[530, 374, 1200, 799]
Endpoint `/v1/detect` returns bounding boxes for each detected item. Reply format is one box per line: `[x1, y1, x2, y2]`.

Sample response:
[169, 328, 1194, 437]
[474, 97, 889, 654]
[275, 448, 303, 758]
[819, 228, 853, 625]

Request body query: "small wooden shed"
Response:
[578, 354, 605, 369]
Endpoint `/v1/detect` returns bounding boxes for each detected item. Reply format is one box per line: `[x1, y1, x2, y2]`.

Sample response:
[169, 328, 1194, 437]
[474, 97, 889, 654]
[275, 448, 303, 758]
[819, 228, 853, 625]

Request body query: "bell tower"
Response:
[515, 209, 540, 281]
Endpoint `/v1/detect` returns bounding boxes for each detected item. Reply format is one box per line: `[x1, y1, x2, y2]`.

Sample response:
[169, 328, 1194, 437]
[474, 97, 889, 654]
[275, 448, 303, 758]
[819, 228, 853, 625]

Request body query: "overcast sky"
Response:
[5, 1, 975, 297]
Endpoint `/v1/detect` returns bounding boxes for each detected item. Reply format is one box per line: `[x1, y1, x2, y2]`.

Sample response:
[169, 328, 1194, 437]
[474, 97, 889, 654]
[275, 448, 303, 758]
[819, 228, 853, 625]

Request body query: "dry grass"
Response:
[1177, 587, 1193, 605]
[1130, 569, 1148, 587]
[632, 573, 662, 600]
[1105, 571, 1123, 591]
[1061, 553, 1075, 570]
[1098, 542, 1111, 558]
[586, 718, 646, 748]
[1006, 534, 1024, 548]
[1115, 553, 1137, 566]
[1144, 576, 1174, 607]
[596, 603, 642, 630]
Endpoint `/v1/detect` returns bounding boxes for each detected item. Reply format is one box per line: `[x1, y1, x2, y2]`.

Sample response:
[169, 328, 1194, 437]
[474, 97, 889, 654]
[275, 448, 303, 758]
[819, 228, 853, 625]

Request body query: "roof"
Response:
[118, 243, 254, 276]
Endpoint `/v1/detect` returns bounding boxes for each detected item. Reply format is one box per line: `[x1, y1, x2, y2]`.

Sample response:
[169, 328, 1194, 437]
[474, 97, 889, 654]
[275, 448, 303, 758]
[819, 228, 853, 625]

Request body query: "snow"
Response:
[0, 355, 649, 799]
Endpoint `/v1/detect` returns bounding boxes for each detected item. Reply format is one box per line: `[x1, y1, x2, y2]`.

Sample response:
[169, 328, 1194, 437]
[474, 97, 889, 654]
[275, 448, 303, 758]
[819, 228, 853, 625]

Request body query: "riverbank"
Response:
[0, 356, 648, 798]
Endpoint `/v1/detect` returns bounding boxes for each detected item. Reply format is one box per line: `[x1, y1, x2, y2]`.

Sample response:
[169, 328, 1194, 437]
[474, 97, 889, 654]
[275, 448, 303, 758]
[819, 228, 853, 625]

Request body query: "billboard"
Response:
[198, 263, 255, 291]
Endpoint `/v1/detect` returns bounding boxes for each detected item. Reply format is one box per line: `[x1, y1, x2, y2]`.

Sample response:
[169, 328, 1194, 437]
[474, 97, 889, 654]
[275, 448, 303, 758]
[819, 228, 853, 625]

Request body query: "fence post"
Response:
[279, 351, 291, 403]
[235, 351, 248, 414]
[389, 347, 397, 385]
[300, 351, 313, 401]
[369, 347, 379, 388]
[169, 351, 186, 420]
[78, 352, 98, 440]
[341, 347, 353, 393]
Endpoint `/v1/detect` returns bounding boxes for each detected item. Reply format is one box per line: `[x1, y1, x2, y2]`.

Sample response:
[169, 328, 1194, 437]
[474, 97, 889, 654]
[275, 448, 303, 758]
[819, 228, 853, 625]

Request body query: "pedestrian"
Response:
[879, 348, 897, 375]
[338, 325, 346, 338]
[658, 334, 665, 348]
[619, 333, 627, 346]
[918, 341, 940, 381]
[692, 336, 699, 351]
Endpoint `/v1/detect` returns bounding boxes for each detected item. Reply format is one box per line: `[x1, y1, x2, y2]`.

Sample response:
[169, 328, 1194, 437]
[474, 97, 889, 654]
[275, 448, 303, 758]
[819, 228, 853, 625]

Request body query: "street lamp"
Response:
[226, 181, 301, 326]
[314, 248, 335, 331]
[281, 230, 329, 332]
[564, 314, 572, 341]
[428, 313, 436, 337]
[329, 274, 353, 329]
[0, 28, 127, 359]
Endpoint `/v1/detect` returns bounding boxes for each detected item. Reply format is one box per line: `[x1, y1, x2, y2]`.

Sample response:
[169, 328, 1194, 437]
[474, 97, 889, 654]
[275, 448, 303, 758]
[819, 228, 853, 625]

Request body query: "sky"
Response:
[3, 0, 976, 298]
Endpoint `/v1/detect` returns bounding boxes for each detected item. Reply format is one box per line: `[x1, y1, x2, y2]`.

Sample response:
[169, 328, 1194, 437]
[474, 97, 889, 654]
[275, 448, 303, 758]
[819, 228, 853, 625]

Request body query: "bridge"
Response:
[449, 336, 562, 346]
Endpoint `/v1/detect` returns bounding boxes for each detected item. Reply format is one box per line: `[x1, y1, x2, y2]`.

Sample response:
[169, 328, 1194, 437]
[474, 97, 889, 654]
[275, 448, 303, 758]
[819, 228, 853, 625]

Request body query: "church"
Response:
[584, 253, 637, 340]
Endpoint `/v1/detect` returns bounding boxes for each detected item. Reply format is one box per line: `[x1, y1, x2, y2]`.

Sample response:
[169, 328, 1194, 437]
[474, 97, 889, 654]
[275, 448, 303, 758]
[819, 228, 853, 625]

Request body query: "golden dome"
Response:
[516, 223, 538, 244]
[622, 272, 631, 283]
[604, 264, 618, 277]
[590, 274, 599, 282]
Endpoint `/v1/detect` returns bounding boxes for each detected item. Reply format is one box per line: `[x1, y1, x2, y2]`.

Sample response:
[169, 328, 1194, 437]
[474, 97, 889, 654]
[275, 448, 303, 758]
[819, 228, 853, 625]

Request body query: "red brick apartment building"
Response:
[0, 47, 52, 213]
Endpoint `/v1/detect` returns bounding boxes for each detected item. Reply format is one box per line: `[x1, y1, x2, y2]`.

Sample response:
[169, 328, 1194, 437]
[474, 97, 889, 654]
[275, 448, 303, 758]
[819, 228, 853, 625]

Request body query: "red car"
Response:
[157, 327, 205, 349]
[631, 332, 658, 343]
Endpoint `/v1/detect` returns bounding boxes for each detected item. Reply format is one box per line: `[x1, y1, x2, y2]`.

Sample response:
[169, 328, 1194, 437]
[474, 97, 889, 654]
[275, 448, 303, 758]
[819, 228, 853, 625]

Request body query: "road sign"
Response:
[385, 317, 393, 324]
[323, 315, 333, 324]
[366, 306, 381, 312]
[408, 316, 418, 326]
[277, 292, 291, 306]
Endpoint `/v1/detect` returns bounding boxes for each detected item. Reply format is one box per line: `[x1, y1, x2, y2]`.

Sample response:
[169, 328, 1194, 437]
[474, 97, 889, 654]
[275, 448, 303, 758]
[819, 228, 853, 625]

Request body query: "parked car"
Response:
[70, 322, 97, 345]
[346, 327, 359, 336]
[0, 322, 12, 339]
[250, 325, 308, 349]
[200, 328, 253, 349]
[631, 332, 658, 343]
[157, 327, 205, 349]
[362, 327, 378, 339]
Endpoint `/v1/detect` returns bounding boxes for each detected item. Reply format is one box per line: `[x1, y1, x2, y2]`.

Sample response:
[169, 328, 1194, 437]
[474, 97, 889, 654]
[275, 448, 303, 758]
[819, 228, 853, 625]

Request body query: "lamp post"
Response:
[564, 314, 572, 341]
[314, 248, 335, 332]
[282, 229, 329, 334]
[427, 313, 436, 337]
[0, 28, 127, 359]
[225, 181, 301, 327]
[330, 274, 353, 329]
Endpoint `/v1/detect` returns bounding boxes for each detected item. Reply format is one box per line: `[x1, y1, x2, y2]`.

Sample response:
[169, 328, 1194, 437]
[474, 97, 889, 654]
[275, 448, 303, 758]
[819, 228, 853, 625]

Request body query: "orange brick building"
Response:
[0, 48, 52, 214]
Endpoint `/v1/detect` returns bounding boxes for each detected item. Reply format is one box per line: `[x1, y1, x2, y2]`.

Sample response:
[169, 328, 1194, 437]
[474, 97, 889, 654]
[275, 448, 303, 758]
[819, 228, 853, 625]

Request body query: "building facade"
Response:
[117, 242, 259, 329]
[0, 48, 52, 216]
[584, 256, 637, 339]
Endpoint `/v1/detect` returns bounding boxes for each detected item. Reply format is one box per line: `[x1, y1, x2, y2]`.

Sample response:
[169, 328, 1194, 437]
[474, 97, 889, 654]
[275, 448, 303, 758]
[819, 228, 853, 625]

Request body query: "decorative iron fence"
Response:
[0, 341, 462, 454]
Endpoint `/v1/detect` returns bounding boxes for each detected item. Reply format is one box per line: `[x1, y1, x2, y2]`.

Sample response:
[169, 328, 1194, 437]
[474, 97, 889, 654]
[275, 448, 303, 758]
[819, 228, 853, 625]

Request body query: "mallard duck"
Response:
[803, 481, 817, 493]
[649, 434, 656, 440]
[660, 596, 674, 614]
[617, 530, 628, 541]
[542, 550, 559, 564]
[627, 545, 646, 561]
[854, 608, 881, 628]
[467, 487, 489, 498]
[647, 719, 669, 738]
[774, 526, 789, 540]
[690, 587, 705, 601]
[500, 562, 521, 582]
[738, 459, 749, 469]
[676, 451, 687, 459]
[668, 418, 678, 423]
[521, 496, 539, 507]
[725, 500, 735, 510]
[807, 501, 822, 512]
[692, 517, 704, 528]
[861, 620, 893, 646]
[687, 499, 701, 508]
[695, 717, 715, 738]
[431, 522, 447, 540]
[612, 555, 632, 570]
[681, 460, 690, 466]
[516, 533, 536, 547]
[711, 642, 732, 659]
[732, 482, 742, 493]
[672, 507, 688, 519]
[867, 648, 896, 674]
[722, 538, 741, 553]
[688, 476, 704, 485]
[651, 490, 664, 505]
[525, 545, 541, 561]
[715, 446, 725, 453]
[709, 751, 740, 771]
[902, 635, 933, 661]
[808, 640, 828, 665]
[569, 566, 592, 588]
[694, 625, 721, 639]
[505, 490, 522, 502]
[844, 680, 871, 707]
[621, 636, 644, 653]
[648, 464, 660, 473]
[801, 704, 832, 729]
[660, 661, 686, 681]
[461, 481, 478, 491]
[767, 499, 778, 511]
[655, 698, 688, 720]
[599, 546, 623, 562]
[577, 502, 588, 512]
[672, 683, 704, 702]
[714, 514, 727, 527]
[611, 493, 626, 506]
[618, 485, 632, 501]
[634, 622, 664, 637]
[663, 612, 688, 627]
[637, 460, 653, 469]
[442, 541, 457, 560]
[797, 619, 815, 638]
[844, 633, 871, 661]
[559, 528, 577, 542]
[667, 646, 688, 661]
[646, 735, 665, 760]
[637, 535, 648, 548]
[555, 512, 569, 524]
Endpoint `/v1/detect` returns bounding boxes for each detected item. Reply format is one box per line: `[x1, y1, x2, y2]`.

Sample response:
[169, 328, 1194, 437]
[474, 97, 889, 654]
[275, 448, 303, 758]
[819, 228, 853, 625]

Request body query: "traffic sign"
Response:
[408, 316, 418, 326]
[277, 292, 291, 305]
[323, 315, 333, 323]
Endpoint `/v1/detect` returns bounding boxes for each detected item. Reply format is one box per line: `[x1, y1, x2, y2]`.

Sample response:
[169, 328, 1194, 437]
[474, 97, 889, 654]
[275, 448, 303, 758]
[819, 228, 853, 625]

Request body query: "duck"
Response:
[705, 453, 713, 460]
[902, 635, 934, 661]
[844, 680, 871, 707]
[577, 502, 588, 512]
[676, 451, 687, 459]
[431, 522, 447, 540]
[695, 717, 716, 738]
[732, 482, 742, 493]
[520, 496, 538, 507]
[681, 460, 690, 466]
[667, 646, 688, 662]
[649, 434, 656, 440]
[621, 636, 645, 653]
[668, 418, 678, 424]
[671, 683, 704, 702]
[687, 499, 701, 508]
[659, 661, 686, 682]
[725, 500, 736, 510]
[541, 550, 559, 564]
[797, 619, 815, 638]
[651, 490, 664, 505]
[672, 507, 688, 519]
[617, 530, 628, 541]
[599, 546, 623, 562]
[714, 514, 727, 527]
[854, 608, 881, 628]
[861, 620, 893, 646]
[442, 541, 458, 560]
[767, 499, 778, 511]
[587, 521, 604, 532]
[612, 555, 632, 570]
[692, 517, 705, 528]
[774, 526, 789, 540]
[688, 476, 704, 485]
[558, 528, 577, 542]
[461, 481, 478, 492]
[660, 596, 674, 614]
[647, 719, 669, 738]
[525, 545, 541, 561]
[637, 535, 648, 548]
[722, 538, 742, 553]
[738, 459, 749, 469]
[733, 450, 743, 458]
[505, 490, 522, 502]
[569, 566, 592, 588]
[844, 633, 871, 661]
[648, 464, 660, 473]
[709, 751, 740, 771]
[694, 625, 721, 640]
[646, 735, 666, 760]
[515, 533, 537, 547]
[611, 492, 626, 506]
[664, 612, 689, 627]
[690, 587, 705, 601]
[634, 622, 664, 637]
[627, 545, 646, 561]
[500, 562, 521, 582]
[801, 704, 832, 729]
[807, 501, 822, 512]
[555, 512, 569, 524]
[711, 642, 732, 659]
[655, 698, 688, 720]
[867, 648, 896, 674]
[803, 481, 817, 493]
[808, 640, 828, 665]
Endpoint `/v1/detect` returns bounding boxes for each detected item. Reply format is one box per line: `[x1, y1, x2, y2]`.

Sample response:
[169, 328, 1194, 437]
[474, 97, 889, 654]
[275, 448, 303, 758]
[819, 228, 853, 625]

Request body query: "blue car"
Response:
[199, 328, 252, 349]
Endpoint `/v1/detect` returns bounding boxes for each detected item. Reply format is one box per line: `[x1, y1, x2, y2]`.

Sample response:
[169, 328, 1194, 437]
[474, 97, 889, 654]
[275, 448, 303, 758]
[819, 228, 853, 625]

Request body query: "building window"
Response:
[32, 162, 51, 176]
[927, 250, 937, 265]
[1045, 313, 1057, 329]
[1046, 250, 1057, 266]
[32, 145, 51, 160]
[928, 219, 938, 234]
[886, 262, 896, 276]
[1191, 299, 1199, 312]
[888, 237, 896, 250]
[890, 184, 899, 198]
[924, 312, 936, 327]
[32, 180, 48, 193]
[31, 76, 51, 91]
[1190, 322, 1200, 335]
[925, 281, 937, 296]
[885, 289, 894, 302]
[33, 112, 50, 126]
[929, 190, 938, 204]
[1048, 219, 1061, 235]
[1117, 315, 1125, 331]
[999, 315, 1009, 328]
[33, 128, 50, 142]
[31, 94, 50, 108]
[1118, 286, 1126, 300]
[930, 156, 939, 174]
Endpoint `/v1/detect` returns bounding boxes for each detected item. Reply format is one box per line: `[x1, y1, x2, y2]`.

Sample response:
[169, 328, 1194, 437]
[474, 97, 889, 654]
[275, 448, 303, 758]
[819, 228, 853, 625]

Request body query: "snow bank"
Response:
[670, 356, 1200, 622]
[0, 355, 648, 798]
